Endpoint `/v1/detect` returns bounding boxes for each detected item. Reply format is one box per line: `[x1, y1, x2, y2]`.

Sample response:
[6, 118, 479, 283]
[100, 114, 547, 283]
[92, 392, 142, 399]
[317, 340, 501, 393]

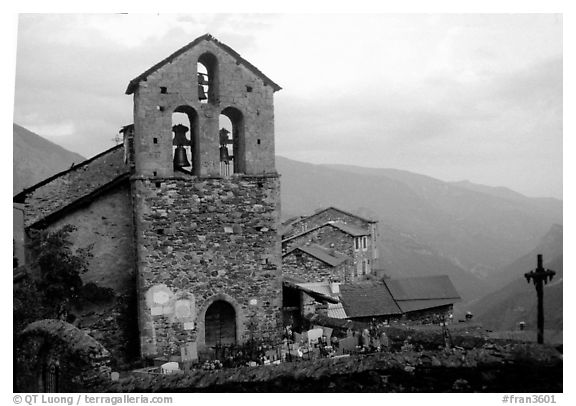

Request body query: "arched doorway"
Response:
[204, 300, 236, 347]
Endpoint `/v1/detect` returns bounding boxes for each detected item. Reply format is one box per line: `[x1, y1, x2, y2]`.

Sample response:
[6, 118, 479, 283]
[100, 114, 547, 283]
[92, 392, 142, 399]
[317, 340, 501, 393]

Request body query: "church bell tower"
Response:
[125, 34, 282, 361]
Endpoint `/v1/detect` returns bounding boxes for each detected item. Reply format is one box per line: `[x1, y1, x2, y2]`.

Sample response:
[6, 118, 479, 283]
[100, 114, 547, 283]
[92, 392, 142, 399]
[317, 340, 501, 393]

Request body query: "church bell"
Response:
[173, 146, 191, 168]
[198, 85, 207, 100]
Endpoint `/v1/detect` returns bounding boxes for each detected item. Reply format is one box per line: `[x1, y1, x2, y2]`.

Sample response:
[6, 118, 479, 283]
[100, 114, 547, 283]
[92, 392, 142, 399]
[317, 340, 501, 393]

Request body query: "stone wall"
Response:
[42, 185, 139, 369]
[132, 174, 282, 360]
[99, 342, 562, 393]
[132, 38, 277, 178]
[283, 226, 367, 281]
[282, 250, 349, 283]
[16, 320, 111, 393]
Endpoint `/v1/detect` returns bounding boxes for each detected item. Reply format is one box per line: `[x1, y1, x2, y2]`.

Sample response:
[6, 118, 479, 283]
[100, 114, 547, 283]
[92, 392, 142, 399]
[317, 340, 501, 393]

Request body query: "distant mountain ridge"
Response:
[13, 123, 85, 195]
[13, 124, 561, 304]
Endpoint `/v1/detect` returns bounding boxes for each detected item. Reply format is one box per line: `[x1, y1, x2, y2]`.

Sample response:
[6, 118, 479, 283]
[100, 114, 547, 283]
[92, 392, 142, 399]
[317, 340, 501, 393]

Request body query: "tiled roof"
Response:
[288, 244, 350, 267]
[339, 282, 402, 318]
[384, 275, 461, 301]
[125, 33, 281, 94]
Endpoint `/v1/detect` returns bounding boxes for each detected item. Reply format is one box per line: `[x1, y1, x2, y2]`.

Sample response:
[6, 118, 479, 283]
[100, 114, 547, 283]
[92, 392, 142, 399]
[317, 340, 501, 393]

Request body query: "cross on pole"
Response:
[524, 254, 555, 344]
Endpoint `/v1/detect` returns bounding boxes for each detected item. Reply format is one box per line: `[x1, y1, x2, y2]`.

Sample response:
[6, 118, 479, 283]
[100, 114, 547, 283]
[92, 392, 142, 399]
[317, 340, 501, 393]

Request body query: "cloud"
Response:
[12, 14, 562, 198]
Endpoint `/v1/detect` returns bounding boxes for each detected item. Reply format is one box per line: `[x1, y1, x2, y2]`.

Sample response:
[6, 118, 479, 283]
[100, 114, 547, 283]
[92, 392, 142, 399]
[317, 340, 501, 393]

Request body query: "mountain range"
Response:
[13, 123, 85, 195]
[13, 124, 562, 326]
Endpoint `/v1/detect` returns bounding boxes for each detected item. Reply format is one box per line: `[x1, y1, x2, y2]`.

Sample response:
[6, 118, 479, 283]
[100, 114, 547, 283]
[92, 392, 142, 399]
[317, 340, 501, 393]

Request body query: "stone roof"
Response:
[339, 282, 402, 318]
[328, 221, 370, 237]
[285, 244, 351, 267]
[310, 206, 377, 224]
[282, 221, 368, 244]
[14, 144, 130, 228]
[125, 33, 282, 94]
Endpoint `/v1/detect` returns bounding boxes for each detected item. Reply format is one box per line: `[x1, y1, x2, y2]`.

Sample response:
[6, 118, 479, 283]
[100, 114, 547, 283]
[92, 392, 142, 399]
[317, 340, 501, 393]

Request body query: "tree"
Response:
[13, 224, 92, 332]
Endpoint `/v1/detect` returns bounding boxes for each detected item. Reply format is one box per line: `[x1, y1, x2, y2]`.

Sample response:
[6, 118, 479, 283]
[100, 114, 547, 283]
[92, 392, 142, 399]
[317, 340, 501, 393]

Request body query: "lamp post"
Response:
[524, 254, 555, 344]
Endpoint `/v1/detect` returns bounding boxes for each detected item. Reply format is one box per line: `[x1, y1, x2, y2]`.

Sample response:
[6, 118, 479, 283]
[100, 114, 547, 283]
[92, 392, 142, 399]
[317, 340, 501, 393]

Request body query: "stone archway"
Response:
[196, 293, 245, 350]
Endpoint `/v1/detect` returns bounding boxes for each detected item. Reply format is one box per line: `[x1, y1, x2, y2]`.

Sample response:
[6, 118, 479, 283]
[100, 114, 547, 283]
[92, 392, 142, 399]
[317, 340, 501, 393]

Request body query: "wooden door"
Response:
[205, 300, 236, 347]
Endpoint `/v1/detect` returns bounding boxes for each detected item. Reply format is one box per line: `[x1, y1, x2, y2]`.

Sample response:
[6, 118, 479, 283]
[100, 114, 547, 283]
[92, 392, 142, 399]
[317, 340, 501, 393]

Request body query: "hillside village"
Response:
[13, 34, 562, 393]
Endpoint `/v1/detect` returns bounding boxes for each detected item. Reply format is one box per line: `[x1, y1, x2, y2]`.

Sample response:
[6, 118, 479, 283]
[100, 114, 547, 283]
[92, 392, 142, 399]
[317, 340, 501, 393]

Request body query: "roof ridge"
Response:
[13, 143, 124, 202]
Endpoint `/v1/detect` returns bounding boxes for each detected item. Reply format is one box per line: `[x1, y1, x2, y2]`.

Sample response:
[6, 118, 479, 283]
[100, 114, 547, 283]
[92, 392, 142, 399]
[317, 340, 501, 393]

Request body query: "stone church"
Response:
[14, 34, 283, 367]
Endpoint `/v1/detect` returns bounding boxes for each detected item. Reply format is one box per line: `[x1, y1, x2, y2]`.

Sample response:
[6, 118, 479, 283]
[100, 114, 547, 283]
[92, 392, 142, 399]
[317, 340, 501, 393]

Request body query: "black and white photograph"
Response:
[10, 9, 565, 398]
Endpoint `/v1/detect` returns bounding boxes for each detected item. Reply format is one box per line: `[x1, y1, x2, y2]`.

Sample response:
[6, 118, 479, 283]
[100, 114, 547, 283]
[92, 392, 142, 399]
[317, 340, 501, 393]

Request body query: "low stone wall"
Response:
[98, 342, 561, 392]
[15, 320, 111, 392]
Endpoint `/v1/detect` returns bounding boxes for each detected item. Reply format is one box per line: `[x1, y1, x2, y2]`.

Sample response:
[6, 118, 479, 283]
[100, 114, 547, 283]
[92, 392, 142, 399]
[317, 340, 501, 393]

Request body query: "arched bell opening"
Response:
[197, 53, 218, 104]
[204, 300, 237, 347]
[172, 106, 200, 175]
[219, 107, 245, 176]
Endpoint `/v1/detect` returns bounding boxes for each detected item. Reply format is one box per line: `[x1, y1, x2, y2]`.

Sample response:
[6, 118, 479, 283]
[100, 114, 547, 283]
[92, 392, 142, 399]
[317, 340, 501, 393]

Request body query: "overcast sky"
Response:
[13, 13, 562, 198]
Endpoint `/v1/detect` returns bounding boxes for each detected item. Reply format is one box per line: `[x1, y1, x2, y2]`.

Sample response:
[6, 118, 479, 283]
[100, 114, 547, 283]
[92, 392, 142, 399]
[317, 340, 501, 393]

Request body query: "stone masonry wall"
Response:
[282, 251, 349, 283]
[132, 174, 282, 360]
[21, 146, 128, 227]
[283, 226, 365, 282]
[132, 38, 276, 177]
[45, 185, 139, 369]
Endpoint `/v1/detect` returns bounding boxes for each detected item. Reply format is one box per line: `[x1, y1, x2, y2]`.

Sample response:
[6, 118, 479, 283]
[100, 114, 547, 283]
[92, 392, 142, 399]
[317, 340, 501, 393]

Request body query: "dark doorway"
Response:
[205, 300, 236, 347]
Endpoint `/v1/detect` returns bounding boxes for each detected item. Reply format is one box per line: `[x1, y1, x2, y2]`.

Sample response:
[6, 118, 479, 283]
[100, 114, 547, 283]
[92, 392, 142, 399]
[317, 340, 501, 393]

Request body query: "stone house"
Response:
[282, 207, 378, 281]
[282, 243, 351, 283]
[14, 34, 283, 367]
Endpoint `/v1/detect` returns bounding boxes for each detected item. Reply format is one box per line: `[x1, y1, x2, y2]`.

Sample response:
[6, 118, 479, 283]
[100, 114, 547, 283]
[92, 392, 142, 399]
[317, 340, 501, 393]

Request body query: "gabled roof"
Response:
[125, 33, 282, 94]
[384, 275, 460, 301]
[284, 244, 351, 267]
[339, 282, 402, 318]
[310, 207, 378, 224]
[282, 221, 368, 244]
[14, 144, 130, 229]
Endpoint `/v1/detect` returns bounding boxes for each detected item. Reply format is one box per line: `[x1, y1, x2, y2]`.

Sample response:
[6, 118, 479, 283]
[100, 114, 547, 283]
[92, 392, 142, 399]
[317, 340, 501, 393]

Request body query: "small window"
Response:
[160, 87, 167, 94]
[153, 137, 158, 144]
[362, 260, 367, 275]
[354, 238, 360, 251]
[246, 85, 253, 93]
[362, 236, 368, 251]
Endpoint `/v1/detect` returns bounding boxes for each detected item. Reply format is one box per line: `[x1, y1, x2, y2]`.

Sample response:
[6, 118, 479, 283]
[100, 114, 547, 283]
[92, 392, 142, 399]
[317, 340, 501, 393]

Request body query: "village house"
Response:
[282, 207, 379, 281]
